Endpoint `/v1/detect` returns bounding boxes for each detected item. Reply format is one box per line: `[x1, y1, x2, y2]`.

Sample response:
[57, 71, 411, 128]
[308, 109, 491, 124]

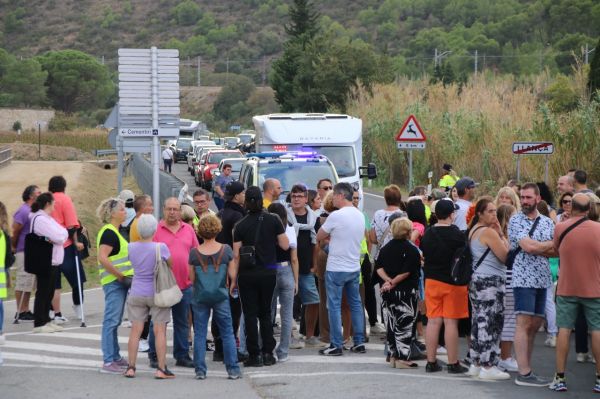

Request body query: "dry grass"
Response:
[0, 129, 108, 154]
[349, 72, 600, 194]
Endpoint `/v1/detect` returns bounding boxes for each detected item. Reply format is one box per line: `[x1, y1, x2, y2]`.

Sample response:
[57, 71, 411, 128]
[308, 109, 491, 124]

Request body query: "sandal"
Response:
[155, 367, 176, 379]
[124, 365, 136, 378]
[395, 360, 419, 369]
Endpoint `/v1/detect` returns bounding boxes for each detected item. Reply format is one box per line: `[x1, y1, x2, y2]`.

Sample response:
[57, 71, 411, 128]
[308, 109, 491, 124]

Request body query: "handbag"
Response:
[192, 245, 228, 305]
[24, 215, 53, 275]
[153, 244, 183, 308]
[239, 214, 264, 271]
[2, 229, 15, 269]
[505, 217, 540, 269]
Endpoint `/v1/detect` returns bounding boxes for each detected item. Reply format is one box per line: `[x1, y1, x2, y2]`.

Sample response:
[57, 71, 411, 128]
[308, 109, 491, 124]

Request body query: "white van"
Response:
[252, 114, 376, 199]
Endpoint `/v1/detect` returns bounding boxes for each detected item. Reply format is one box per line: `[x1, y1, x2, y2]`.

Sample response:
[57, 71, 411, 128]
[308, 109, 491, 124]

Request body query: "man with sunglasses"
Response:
[316, 179, 333, 213]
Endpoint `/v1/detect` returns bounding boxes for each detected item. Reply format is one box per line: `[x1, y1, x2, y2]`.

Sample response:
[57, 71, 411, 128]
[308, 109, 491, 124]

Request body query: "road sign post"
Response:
[395, 115, 426, 192]
[118, 47, 180, 218]
[512, 141, 553, 184]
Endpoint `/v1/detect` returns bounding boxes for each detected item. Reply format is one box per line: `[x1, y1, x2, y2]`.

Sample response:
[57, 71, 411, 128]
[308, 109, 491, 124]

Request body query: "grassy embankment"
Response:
[350, 70, 600, 195]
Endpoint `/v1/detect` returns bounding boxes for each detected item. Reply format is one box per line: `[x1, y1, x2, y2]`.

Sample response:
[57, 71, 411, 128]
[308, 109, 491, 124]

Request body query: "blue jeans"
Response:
[213, 197, 224, 210]
[326, 271, 365, 349]
[149, 287, 192, 360]
[101, 280, 129, 364]
[0, 299, 4, 332]
[192, 299, 240, 375]
[272, 266, 295, 359]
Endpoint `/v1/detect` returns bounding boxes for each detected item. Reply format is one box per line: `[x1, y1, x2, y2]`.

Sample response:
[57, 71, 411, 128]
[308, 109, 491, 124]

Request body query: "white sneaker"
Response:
[0, 334, 5, 346]
[33, 324, 57, 333]
[49, 310, 55, 319]
[305, 336, 328, 348]
[544, 335, 556, 348]
[289, 338, 305, 349]
[120, 319, 132, 328]
[53, 315, 68, 324]
[497, 357, 519, 372]
[138, 339, 150, 352]
[436, 346, 447, 355]
[577, 352, 596, 363]
[466, 364, 481, 377]
[49, 322, 64, 331]
[73, 305, 83, 320]
[479, 366, 510, 380]
[370, 323, 386, 334]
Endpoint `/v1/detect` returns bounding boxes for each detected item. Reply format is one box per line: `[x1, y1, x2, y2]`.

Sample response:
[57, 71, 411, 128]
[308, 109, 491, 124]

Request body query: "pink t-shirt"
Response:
[50, 192, 79, 248]
[412, 221, 425, 247]
[154, 220, 199, 290]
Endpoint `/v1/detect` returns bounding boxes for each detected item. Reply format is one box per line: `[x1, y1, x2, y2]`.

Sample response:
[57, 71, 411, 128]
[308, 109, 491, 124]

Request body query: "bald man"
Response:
[557, 175, 575, 196]
[263, 178, 282, 209]
[147, 197, 199, 369]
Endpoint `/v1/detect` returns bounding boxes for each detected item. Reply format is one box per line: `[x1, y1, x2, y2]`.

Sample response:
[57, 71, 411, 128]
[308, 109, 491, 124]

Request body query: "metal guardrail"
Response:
[129, 153, 185, 217]
[94, 149, 118, 157]
[0, 146, 12, 168]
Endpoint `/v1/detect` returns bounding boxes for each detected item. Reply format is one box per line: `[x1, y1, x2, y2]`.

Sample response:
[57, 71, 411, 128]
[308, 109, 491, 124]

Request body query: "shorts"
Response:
[298, 273, 320, 305]
[513, 287, 546, 317]
[127, 295, 171, 324]
[14, 252, 36, 292]
[425, 279, 468, 319]
[556, 296, 600, 331]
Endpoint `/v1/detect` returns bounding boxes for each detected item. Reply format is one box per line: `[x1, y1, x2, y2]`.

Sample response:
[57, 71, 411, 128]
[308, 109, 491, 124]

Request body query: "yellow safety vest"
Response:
[438, 174, 459, 189]
[359, 237, 369, 285]
[97, 224, 133, 286]
[0, 230, 6, 299]
[193, 215, 200, 229]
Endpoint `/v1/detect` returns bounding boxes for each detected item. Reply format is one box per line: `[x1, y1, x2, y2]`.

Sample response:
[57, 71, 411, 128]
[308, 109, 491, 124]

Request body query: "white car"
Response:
[186, 140, 217, 171]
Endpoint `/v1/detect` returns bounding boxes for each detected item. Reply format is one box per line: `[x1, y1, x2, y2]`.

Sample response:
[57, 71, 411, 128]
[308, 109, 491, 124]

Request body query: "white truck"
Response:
[252, 113, 376, 201]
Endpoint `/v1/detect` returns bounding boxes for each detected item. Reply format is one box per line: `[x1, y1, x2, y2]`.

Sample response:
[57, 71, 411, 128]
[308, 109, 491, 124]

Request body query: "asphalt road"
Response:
[1, 162, 597, 398]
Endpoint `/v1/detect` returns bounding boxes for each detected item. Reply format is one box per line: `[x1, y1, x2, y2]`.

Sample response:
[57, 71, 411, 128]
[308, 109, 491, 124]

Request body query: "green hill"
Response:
[2, 0, 599, 81]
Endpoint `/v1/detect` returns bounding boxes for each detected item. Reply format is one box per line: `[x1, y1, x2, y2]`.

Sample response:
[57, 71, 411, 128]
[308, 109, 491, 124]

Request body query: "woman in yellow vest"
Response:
[0, 201, 11, 346]
[438, 164, 459, 192]
[97, 198, 134, 374]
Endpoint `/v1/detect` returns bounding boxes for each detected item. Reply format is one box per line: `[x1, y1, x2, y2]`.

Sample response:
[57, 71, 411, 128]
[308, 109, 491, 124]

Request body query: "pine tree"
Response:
[285, 0, 319, 43]
[588, 37, 600, 101]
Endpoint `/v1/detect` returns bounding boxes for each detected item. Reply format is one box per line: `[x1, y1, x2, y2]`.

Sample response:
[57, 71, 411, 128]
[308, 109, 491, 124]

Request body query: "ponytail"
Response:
[31, 192, 54, 213]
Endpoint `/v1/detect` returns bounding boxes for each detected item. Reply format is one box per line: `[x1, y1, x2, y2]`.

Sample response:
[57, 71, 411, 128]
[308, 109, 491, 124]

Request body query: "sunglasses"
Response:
[321, 186, 332, 190]
[561, 199, 572, 204]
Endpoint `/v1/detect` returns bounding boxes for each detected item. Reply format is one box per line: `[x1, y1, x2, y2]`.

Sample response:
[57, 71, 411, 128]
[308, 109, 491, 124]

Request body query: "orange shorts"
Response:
[425, 279, 468, 319]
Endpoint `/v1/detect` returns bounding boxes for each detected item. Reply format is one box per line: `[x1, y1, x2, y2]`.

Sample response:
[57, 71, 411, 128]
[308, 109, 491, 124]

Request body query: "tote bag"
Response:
[24, 215, 53, 275]
[153, 244, 182, 308]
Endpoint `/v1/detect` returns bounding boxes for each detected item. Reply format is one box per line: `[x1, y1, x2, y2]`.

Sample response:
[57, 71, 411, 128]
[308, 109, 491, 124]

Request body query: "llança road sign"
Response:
[512, 142, 554, 155]
[395, 115, 426, 142]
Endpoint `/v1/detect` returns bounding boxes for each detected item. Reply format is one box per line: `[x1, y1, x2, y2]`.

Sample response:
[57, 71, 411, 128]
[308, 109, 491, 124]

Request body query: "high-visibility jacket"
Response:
[97, 223, 133, 286]
[0, 230, 6, 299]
[438, 174, 459, 189]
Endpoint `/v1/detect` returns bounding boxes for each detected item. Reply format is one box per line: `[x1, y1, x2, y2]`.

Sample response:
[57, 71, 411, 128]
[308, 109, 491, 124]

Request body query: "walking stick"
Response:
[74, 252, 86, 327]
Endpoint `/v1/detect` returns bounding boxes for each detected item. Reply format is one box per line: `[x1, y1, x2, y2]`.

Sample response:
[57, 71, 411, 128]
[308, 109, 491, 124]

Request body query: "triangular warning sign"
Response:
[395, 115, 426, 142]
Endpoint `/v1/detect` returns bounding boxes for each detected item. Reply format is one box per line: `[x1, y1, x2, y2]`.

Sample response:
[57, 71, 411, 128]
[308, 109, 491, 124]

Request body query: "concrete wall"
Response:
[0, 108, 55, 132]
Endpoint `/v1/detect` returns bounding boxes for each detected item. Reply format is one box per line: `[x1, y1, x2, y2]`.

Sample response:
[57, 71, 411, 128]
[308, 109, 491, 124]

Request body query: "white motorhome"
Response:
[252, 113, 376, 199]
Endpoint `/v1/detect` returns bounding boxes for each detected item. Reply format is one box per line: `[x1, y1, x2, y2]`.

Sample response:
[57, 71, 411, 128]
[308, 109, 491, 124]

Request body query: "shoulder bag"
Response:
[24, 215, 53, 275]
[193, 245, 228, 305]
[154, 244, 183, 308]
[239, 213, 264, 271]
[557, 217, 588, 249]
[505, 217, 540, 269]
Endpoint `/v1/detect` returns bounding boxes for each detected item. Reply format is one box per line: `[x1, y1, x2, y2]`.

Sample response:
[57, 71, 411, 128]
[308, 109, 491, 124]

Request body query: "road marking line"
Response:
[2, 287, 103, 304]
[364, 192, 384, 199]
[246, 370, 478, 382]
[4, 324, 103, 337]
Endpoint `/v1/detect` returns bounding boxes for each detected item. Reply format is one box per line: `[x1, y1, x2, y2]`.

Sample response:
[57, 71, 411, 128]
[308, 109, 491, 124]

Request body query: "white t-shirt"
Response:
[162, 148, 173, 160]
[285, 224, 297, 250]
[321, 206, 365, 273]
[454, 198, 471, 231]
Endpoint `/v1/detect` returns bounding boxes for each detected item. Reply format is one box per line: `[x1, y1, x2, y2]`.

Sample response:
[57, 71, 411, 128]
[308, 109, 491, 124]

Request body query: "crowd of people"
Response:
[0, 167, 599, 392]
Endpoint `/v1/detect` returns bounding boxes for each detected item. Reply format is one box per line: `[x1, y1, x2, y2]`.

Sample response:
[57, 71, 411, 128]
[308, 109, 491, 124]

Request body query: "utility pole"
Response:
[261, 56, 266, 86]
[197, 56, 201, 87]
[584, 43, 596, 65]
[226, 57, 229, 84]
[434, 48, 438, 67]
[474, 49, 478, 74]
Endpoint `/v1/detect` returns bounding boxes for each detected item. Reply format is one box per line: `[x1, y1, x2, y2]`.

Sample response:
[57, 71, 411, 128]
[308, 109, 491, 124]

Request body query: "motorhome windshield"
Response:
[309, 146, 356, 178]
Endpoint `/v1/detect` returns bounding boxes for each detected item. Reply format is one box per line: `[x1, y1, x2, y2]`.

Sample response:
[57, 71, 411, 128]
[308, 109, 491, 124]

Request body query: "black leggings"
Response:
[34, 267, 57, 327]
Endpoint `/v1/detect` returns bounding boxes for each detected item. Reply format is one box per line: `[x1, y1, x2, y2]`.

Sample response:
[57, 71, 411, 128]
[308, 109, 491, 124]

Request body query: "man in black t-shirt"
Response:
[286, 184, 323, 347]
[233, 186, 289, 367]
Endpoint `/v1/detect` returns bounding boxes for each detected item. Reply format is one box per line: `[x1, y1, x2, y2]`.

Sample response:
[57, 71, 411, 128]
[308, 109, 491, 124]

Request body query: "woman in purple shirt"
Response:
[124, 214, 174, 379]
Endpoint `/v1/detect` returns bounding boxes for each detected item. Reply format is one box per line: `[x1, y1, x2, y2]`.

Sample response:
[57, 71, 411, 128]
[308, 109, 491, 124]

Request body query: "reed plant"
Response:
[0, 129, 107, 153]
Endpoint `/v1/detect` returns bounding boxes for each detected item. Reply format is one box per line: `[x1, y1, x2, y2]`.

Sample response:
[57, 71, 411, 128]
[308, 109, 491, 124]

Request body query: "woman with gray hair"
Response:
[123, 214, 174, 379]
[97, 198, 134, 375]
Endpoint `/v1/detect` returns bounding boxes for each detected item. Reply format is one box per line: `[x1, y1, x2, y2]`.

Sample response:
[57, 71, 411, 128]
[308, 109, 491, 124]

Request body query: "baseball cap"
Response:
[224, 181, 245, 200]
[435, 198, 459, 219]
[455, 177, 478, 191]
[118, 189, 134, 204]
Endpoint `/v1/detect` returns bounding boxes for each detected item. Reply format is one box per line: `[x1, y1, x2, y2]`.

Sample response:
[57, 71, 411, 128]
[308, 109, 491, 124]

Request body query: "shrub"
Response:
[12, 121, 22, 131]
[48, 113, 78, 131]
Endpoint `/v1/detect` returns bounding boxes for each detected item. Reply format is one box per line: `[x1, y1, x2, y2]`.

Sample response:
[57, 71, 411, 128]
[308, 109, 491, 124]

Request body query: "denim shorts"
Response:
[513, 287, 546, 317]
[298, 273, 320, 305]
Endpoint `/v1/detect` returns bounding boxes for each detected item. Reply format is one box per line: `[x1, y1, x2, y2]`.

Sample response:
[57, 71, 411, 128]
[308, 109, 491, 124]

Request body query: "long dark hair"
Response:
[406, 199, 427, 227]
[467, 196, 494, 232]
[31, 192, 54, 213]
[267, 202, 288, 226]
